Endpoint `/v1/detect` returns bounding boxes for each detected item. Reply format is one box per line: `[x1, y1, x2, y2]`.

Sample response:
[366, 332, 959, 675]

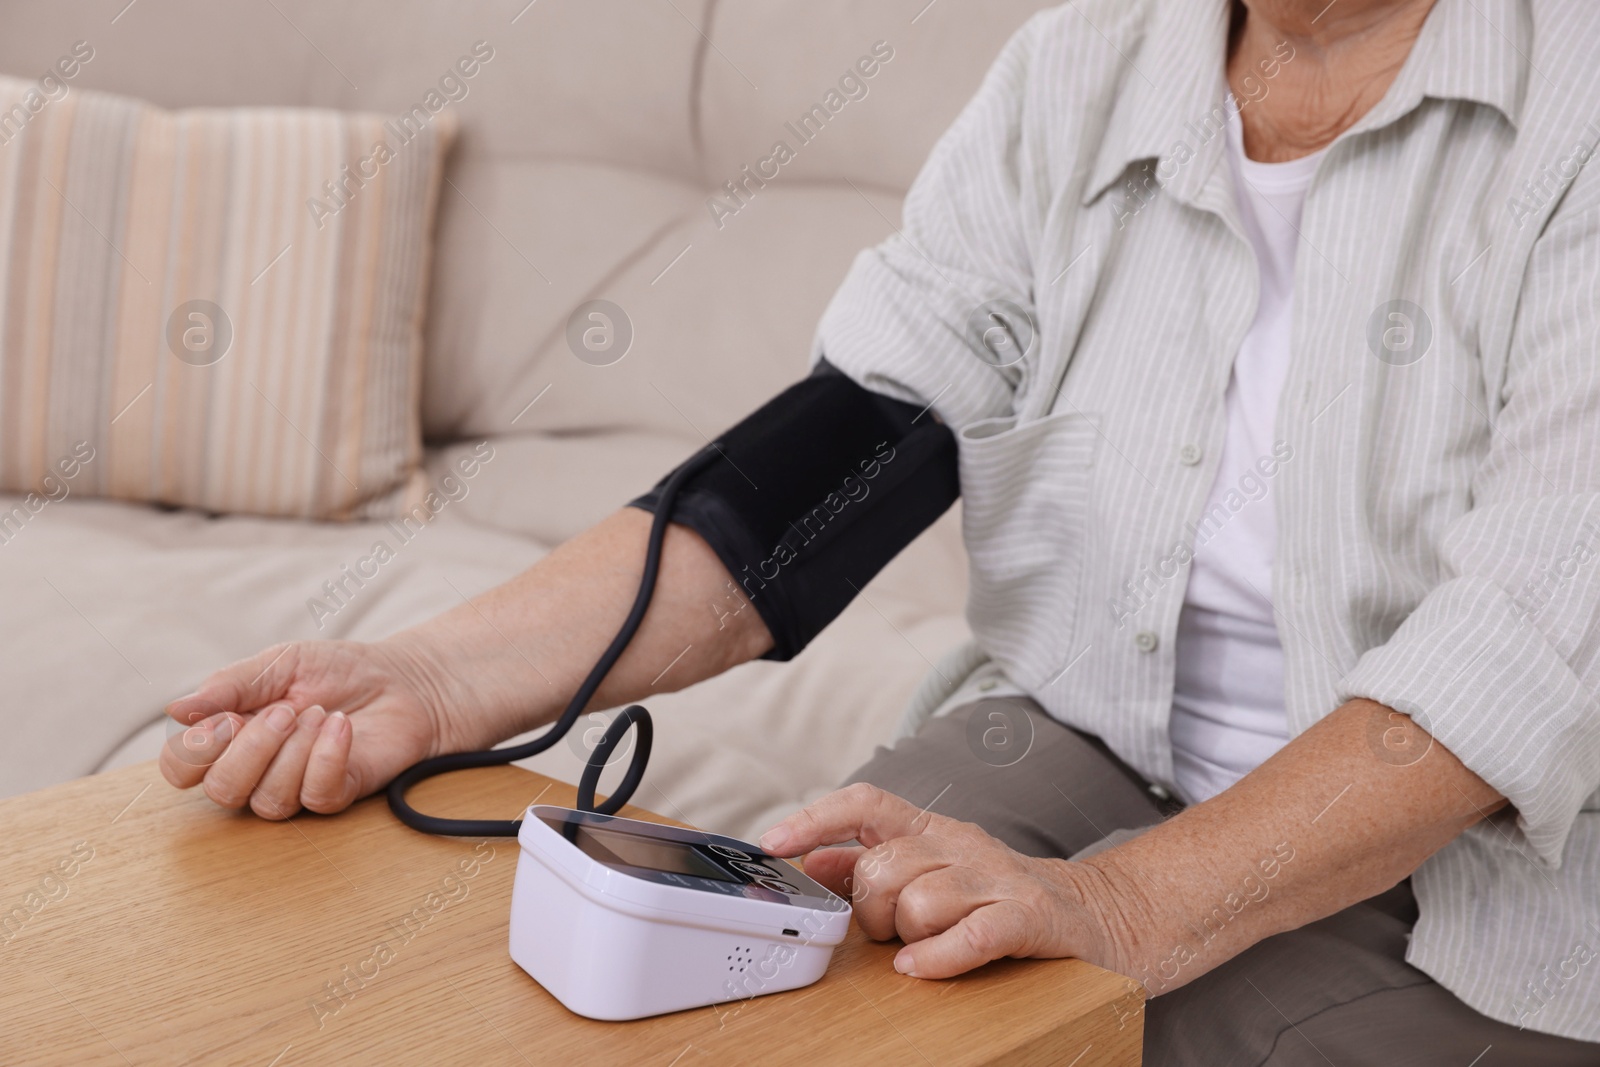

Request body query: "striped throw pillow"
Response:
[0, 75, 455, 519]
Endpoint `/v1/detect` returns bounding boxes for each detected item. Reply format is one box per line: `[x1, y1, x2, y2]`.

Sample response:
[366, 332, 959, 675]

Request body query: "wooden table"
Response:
[0, 762, 1144, 1065]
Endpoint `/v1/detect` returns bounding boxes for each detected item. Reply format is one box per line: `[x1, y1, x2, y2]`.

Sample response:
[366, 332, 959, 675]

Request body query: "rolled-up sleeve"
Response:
[1337, 199, 1600, 868]
[813, 15, 1046, 432]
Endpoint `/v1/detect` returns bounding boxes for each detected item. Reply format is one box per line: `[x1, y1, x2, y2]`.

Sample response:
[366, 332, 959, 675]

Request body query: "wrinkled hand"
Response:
[759, 783, 1133, 980]
[159, 639, 452, 820]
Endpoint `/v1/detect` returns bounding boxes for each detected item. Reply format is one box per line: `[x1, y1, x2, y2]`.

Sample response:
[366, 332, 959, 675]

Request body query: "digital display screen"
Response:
[531, 806, 843, 905]
[572, 824, 739, 883]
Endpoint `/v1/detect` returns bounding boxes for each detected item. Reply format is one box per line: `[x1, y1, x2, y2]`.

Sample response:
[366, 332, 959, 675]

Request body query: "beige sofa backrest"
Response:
[0, 0, 1054, 446]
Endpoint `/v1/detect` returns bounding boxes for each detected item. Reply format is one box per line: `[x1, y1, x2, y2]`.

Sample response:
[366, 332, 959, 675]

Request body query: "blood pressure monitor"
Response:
[511, 805, 851, 1020]
[389, 446, 858, 1020]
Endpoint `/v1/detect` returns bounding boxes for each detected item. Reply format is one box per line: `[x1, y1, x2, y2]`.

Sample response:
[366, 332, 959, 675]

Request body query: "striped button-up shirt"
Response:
[817, 0, 1600, 1040]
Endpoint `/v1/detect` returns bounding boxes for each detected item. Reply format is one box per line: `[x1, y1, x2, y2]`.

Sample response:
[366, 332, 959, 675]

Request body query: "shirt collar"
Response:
[1080, 0, 1529, 208]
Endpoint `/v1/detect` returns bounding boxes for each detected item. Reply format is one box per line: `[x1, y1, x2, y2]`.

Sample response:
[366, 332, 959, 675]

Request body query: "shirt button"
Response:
[1178, 444, 1202, 466]
[1134, 630, 1159, 653]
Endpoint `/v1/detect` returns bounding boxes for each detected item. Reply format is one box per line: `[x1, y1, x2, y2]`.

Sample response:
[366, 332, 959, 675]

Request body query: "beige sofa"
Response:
[0, 0, 1050, 839]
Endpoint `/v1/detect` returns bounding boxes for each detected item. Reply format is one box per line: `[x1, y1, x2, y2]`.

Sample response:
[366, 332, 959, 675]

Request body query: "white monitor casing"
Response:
[510, 805, 851, 1020]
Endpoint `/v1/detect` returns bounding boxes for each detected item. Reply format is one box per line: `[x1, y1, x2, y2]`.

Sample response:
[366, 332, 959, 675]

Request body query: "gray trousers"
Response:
[844, 698, 1600, 1066]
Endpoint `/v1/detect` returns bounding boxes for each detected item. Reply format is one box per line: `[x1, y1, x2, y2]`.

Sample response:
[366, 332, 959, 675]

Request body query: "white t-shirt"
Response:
[1168, 105, 1326, 804]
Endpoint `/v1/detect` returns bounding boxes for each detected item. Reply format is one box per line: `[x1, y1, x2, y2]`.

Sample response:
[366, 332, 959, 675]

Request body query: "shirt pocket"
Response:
[958, 410, 1099, 692]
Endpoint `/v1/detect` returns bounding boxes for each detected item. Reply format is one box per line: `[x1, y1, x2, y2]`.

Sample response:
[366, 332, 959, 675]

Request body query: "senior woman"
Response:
[160, 0, 1600, 1061]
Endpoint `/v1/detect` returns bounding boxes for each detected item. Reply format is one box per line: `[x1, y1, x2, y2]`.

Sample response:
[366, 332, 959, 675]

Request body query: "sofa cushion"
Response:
[0, 0, 709, 172]
[0, 474, 544, 799]
[697, 0, 1060, 194]
[432, 182, 905, 442]
[0, 73, 454, 519]
[420, 160, 711, 439]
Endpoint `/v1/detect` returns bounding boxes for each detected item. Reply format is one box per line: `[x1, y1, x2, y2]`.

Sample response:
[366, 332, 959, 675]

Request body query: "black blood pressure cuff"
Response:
[629, 360, 959, 661]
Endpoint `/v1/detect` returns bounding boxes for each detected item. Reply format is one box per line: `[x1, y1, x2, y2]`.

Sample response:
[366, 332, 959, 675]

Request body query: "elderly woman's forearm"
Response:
[389, 507, 774, 750]
[1078, 698, 1507, 994]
